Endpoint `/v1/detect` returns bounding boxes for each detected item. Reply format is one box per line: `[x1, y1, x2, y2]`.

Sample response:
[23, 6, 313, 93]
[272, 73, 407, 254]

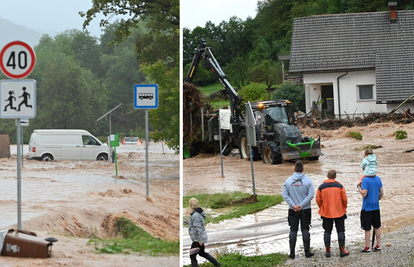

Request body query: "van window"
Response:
[82, 135, 99, 145]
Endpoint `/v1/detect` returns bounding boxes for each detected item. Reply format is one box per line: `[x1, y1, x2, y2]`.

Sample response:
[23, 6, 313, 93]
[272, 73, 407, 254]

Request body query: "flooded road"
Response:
[183, 122, 414, 264]
[0, 142, 179, 267]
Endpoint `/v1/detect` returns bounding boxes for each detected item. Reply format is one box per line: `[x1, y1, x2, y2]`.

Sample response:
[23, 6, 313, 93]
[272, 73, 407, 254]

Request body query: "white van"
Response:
[28, 129, 109, 161]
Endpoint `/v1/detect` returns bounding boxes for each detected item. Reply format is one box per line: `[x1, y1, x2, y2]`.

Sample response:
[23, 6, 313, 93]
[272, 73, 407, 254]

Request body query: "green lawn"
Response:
[183, 251, 287, 267]
[183, 192, 283, 224]
[199, 83, 223, 96]
[88, 217, 179, 256]
[199, 83, 229, 109]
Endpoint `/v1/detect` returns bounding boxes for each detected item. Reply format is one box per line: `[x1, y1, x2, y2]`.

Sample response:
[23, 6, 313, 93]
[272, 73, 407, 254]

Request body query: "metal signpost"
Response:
[246, 102, 257, 195]
[134, 84, 158, 196]
[16, 119, 29, 167]
[110, 134, 119, 176]
[218, 109, 231, 177]
[96, 103, 122, 162]
[0, 41, 36, 230]
[218, 116, 224, 177]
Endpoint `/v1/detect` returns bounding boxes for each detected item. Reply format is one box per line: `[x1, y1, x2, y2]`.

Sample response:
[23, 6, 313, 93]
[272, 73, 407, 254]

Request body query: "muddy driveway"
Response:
[183, 122, 414, 264]
[0, 142, 179, 267]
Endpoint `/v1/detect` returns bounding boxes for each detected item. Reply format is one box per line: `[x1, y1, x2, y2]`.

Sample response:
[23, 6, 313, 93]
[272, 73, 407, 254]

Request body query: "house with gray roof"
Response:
[289, 2, 414, 117]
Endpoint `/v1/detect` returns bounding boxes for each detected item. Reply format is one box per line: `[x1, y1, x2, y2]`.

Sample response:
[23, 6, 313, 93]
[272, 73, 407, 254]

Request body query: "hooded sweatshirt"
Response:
[361, 154, 377, 176]
[188, 207, 208, 243]
[282, 172, 314, 210]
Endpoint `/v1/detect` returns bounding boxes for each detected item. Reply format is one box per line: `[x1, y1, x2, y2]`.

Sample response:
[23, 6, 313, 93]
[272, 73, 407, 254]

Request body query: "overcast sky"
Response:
[1, 0, 259, 35]
[0, 0, 109, 38]
[182, 0, 258, 29]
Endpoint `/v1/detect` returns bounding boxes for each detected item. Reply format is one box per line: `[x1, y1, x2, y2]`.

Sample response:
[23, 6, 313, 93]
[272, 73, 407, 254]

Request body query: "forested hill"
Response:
[0, 21, 171, 148]
[0, 17, 43, 48]
[183, 0, 414, 88]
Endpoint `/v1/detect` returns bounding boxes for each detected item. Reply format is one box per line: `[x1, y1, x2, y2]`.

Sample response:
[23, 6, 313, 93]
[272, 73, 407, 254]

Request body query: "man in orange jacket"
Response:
[316, 169, 349, 258]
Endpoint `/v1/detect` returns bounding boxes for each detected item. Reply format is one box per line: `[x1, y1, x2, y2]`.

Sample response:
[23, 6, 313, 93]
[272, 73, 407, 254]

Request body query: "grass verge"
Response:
[199, 83, 223, 96]
[183, 251, 287, 267]
[199, 83, 230, 110]
[88, 217, 179, 256]
[183, 191, 283, 224]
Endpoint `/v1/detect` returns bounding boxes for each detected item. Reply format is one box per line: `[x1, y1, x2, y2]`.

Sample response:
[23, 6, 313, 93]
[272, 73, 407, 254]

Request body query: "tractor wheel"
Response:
[221, 141, 233, 156]
[238, 129, 261, 160]
[262, 142, 282, 165]
[238, 129, 249, 159]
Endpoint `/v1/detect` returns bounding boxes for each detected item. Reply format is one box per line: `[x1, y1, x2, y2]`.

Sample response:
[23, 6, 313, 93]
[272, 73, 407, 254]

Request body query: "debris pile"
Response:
[183, 83, 203, 144]
[308, 108, 413, 130]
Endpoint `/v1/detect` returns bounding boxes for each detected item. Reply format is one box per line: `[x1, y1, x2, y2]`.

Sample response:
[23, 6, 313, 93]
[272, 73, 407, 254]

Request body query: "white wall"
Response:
[386, 103, 414, 113]
[303, 70, 387, 117]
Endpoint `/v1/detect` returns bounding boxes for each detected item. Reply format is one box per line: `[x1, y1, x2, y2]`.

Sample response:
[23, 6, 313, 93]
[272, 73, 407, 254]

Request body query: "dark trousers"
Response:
[288, 209, 312, 252]
[322, 215, 347, 248]
[190, 241, 220, 266]
[190, 242, 208, 260]
[322, 215, 345, 234]
[288, 208, 312, 232]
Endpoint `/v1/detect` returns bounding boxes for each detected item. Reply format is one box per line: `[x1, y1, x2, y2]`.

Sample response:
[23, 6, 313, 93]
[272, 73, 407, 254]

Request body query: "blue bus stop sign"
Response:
[134, 84, 158, 109]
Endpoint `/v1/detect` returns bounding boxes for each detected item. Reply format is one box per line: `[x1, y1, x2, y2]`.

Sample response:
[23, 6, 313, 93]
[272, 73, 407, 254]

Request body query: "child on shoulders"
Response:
[357, 148, 377, 189]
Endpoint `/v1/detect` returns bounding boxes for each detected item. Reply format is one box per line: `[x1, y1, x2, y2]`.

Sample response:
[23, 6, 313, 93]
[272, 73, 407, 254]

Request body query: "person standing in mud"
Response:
[316, 169, 349, 258]
[17, 87, 32, 111]
[4, 91, 17, 111]
[187, 198, 221, 267]
[282, 160, 315, 259]
[357, 170, 383, 253]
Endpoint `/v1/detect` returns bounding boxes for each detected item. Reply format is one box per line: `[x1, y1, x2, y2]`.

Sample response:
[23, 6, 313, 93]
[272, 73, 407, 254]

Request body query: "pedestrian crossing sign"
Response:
[0, 79, 36, 119]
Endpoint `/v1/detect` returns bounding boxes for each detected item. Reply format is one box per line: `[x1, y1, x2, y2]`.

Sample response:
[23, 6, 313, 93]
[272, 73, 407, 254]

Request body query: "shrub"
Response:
[348, 131, 362, 140]
[394, 130, 407, 139]
[271, 81, 305, 112]
[238, 83, 268, 106]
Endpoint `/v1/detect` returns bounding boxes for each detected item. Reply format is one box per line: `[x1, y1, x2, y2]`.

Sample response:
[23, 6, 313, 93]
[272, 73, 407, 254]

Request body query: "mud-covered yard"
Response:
[183, 122, 414, 264]
[0, 143, 179, 266]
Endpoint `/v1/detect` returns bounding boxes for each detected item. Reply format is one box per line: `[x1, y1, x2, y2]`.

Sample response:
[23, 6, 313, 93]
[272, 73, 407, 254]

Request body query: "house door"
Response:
[321, 85, 334, 113]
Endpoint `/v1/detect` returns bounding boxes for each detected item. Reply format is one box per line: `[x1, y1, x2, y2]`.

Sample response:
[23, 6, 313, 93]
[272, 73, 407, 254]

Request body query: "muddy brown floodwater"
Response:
[0, 142, 179, 267]
[183, 122, 414, 265]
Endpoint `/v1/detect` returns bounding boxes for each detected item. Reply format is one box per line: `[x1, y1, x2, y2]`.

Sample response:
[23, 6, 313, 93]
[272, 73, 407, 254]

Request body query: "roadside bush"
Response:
[238, 83, 268, 106]
[394, 130, 407, 139]
[348, 131, 362, 140]
[271, 81, 305, 112]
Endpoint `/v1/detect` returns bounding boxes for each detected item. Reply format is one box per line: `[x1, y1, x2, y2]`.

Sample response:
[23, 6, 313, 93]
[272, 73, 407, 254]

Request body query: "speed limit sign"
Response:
[0, 41, 36, 79]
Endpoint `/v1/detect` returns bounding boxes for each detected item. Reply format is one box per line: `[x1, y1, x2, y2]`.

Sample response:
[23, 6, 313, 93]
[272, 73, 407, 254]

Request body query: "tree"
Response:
[80, 0, 179, 43]
[271, 81, 305, 112]
[142, 61, 179, 151]
[247, 37, 283, 94]
[81, 0, 179, 152]
[225, 56, 249, 88]
[249, 60, 282, 96]
[30, 33, 108, 133]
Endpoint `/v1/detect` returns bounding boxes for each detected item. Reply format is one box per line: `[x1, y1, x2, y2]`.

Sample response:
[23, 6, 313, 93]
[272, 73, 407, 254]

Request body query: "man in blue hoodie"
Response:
[282, 160, 315, 259]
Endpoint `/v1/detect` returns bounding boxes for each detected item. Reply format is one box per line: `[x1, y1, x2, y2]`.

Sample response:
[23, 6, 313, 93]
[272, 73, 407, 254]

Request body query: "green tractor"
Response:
[238, 100, 321, 164]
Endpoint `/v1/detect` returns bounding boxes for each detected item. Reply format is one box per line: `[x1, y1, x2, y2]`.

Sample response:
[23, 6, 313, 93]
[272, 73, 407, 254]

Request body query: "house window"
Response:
[357, 85, 374, 101]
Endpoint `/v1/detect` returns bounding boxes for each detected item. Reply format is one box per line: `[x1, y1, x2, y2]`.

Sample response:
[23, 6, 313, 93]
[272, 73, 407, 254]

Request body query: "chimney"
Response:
[389, 2, 397, 22]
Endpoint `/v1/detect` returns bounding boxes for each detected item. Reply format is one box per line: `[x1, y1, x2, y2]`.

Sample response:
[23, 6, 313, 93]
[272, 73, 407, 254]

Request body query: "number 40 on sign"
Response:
[0, 41, 36, 79]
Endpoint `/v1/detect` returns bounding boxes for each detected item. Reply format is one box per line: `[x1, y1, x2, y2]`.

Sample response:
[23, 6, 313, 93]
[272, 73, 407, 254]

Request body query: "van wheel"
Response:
[97, 154, 108, 161]
[42, 154, 54, 162]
